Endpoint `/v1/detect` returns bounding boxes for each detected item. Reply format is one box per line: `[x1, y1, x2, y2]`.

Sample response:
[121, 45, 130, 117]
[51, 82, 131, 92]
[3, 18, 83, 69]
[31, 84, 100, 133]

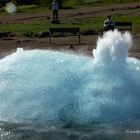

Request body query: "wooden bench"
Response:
[115, 22, 132, 31]
[49, 28, 80, 44]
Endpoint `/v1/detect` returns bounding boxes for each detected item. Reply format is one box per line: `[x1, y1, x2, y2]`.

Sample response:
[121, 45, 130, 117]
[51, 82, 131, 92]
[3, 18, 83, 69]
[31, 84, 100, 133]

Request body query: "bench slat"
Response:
[114, 22, 132, 31]
[49, 28, 79, 33]
[49, 28, 80, 44]
[115, 22, 132, 26]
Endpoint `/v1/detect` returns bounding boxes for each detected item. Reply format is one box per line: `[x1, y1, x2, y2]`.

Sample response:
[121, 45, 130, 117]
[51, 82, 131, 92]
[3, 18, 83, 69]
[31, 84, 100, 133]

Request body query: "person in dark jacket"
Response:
[51, 0, 59, 21]
[104, 16, 115, 31]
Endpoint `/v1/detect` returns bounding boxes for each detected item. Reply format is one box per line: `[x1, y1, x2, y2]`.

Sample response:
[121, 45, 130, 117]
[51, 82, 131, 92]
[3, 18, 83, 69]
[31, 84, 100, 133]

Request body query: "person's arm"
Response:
[51, 2, 54, 6]
[104, 20, 108, 27]
[57, 2, 59, 8]
[110, 21, 115, 27]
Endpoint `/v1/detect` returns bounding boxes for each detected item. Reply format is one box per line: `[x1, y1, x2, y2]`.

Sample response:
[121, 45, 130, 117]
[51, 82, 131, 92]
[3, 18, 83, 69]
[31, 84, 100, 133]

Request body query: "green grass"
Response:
[17, 5, 49, 13]
[63, 0, 140, 7]
[0, 5, 49, 14]
[0, 21, 50, 35]
[0, 14, 139, 37]
[0, 0, 139, 15]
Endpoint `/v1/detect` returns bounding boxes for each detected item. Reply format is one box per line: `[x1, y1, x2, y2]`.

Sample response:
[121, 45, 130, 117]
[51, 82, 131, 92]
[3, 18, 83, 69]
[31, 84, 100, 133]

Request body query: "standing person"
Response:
[104, 15, 115, 31]
[51, 0, 59, 22]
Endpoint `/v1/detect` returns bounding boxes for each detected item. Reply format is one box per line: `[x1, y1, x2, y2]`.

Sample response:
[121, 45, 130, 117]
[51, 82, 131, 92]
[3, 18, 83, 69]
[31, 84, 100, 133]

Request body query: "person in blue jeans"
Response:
[51, 0, 59, 21]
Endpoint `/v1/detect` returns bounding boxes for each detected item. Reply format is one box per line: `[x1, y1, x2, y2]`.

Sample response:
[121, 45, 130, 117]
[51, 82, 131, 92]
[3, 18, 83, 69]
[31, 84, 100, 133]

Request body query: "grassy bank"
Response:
[0, 15, 140, 37]
[63, 0, 140, 7]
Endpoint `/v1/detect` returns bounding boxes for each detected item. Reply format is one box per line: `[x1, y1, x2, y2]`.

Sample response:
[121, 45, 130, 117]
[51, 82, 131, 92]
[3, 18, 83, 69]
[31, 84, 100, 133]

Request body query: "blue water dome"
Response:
[0, 30, 140, 126]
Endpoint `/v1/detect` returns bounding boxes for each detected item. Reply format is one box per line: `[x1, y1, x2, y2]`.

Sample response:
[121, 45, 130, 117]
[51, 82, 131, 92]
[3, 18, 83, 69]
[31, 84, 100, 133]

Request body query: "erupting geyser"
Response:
[0, 30, 140, 126]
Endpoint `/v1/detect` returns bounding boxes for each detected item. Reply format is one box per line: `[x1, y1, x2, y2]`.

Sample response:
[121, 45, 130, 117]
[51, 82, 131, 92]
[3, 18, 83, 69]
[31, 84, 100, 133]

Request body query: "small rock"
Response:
[68, 44, 75, 50]
[38, 32, 49, 38]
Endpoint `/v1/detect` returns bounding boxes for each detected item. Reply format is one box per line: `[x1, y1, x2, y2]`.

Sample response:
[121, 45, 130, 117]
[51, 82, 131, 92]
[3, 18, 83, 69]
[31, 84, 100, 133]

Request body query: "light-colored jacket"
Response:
[104, 19, 115, 27]
[51, 2, 59, 10]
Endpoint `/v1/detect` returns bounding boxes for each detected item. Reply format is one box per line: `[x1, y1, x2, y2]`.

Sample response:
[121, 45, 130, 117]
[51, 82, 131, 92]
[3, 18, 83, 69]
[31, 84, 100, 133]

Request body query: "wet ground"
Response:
[0, 34, 140, 59]
[1, 121, 140, 140]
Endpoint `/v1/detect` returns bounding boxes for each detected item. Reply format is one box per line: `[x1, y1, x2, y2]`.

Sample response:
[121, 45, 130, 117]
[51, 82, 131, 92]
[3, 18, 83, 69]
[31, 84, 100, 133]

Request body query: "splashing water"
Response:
[0, 30, 140, 127]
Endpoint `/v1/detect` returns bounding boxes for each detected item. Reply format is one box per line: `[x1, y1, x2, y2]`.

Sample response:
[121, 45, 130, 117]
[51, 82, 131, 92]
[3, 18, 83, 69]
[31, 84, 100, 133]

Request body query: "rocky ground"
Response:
[0, 34, 139, 59]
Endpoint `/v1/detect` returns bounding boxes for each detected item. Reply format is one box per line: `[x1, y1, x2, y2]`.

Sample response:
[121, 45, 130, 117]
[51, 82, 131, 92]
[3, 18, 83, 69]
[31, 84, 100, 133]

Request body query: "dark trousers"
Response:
[104, 25, 115, 31]
[53, 10, 58, 20]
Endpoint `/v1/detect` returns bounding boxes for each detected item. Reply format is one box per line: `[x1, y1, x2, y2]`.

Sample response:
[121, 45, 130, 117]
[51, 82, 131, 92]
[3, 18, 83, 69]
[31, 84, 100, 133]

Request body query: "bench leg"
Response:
[79, 35, 80, 43]
[49, 36, 51, 44]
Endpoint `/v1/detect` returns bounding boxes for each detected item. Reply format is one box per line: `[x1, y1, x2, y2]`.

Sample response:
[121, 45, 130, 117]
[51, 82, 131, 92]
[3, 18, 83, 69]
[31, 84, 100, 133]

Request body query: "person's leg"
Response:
[54, 10, 58, 20]
[104, 27, 108, 31]
[53, 10, 55, 20]
[56, 10, 58, 21]
[111, 26, 115, 31]
[108, 26, 114, 31]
